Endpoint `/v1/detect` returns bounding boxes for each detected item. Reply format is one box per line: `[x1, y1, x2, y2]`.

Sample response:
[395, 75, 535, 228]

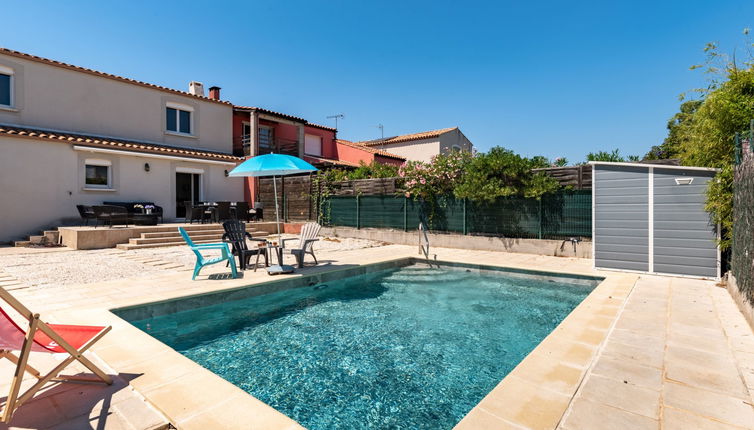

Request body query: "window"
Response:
[259, 126, 274, 152]
[451, 145, 462, 152]
[166, 103, 193, 134]
[0, 66, 13, 107]
[305, 134, 322, 156]
[241, 122, 251, 142]
[84, 159, 112, 189]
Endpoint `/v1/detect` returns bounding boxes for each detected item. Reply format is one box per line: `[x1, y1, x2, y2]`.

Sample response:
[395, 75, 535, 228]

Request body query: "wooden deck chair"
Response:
[0, 287, 112, 423]
[281, 222, 321, 268]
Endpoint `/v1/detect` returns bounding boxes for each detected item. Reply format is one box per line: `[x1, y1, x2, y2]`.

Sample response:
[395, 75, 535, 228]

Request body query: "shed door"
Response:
[594, 165, 649, 271]
[653, 169, 718, 277]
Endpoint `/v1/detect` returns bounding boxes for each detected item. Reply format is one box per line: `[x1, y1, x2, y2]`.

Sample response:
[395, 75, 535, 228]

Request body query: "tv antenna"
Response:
[376, 123, 384, 139]
[326, 114, 345, 129]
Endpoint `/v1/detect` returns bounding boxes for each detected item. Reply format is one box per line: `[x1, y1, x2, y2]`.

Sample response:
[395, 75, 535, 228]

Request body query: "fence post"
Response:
[463, 198, 467, 235]
[356, 195, 360, 229]
[403, 196, 408, 232]
[538, 198, 543, 239]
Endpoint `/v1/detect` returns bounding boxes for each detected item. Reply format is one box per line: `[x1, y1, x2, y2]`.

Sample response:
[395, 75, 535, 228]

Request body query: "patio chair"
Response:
[0, 287, 112, 423]
[281, 222, 321, 268]
[185, 201, 208, 224]
[222, 220, 267, 270]
[250, 202, 264, 221]
[214, 202, 232, 223]
[179, 227, 238, 280]
[75, 205, 96, 226]
[233, 202, 250, 222]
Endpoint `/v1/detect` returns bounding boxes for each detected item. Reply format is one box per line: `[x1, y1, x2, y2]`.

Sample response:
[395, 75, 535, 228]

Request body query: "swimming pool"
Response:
[115, 261, 601, 429]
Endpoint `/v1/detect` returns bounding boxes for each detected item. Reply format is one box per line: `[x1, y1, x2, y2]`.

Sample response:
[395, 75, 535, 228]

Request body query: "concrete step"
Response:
[140, 227, 259, 239]
[13, 241, 31, 247]
[130, 233, 226, 245]
[116, 238, 238, 251]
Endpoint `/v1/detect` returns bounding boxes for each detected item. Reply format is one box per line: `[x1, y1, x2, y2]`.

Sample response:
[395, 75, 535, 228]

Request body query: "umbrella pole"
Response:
[273, 174, 281, 243]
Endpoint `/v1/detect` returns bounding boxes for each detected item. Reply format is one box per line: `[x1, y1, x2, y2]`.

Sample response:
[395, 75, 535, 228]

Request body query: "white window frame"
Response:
[0, 65, 14, 109]
[165, 102, 194, 136]
[304, 134, 323, 156]
[84, 158, 113, 189]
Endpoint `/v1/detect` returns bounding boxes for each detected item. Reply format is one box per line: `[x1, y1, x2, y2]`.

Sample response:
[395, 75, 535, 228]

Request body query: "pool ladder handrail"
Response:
[418, 222, 437, 268]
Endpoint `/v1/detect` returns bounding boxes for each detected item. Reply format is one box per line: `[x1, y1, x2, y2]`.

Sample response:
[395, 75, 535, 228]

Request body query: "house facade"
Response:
[354, 127, 473, 163]
[0, 48, 243, 241]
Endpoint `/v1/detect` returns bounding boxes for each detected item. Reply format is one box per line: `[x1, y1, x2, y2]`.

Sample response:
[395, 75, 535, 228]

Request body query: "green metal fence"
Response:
[322, 190, 592, 239]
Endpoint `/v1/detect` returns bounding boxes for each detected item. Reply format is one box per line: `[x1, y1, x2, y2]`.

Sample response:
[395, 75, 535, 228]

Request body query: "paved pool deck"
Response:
[2, 245, 753, 429]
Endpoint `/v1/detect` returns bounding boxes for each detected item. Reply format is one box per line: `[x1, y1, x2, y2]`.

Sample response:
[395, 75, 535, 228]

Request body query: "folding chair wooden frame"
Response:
[0, 287, 112, 423]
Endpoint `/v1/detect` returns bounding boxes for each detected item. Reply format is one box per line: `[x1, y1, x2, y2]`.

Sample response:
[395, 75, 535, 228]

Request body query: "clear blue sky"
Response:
[2, 1, 753, 162]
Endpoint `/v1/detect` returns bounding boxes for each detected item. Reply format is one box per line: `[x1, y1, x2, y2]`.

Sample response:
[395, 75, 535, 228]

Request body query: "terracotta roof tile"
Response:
[336, 139, 406, 160]
[233, 106, 307, 123]
[0, 47, 232, 105]
[306, 122, 337, 132]
[0, 124, 242, 162]
[303, 155, 361, 168]
[356, 127, 457, 147]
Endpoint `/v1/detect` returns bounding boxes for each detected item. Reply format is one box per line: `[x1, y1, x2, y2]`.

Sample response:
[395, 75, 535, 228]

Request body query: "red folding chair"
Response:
[0, 287, 112, 423]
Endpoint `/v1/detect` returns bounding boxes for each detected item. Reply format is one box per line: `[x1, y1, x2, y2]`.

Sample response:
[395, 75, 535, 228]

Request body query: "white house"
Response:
[0, 47, 243, 242]
[353, 127, 474, 163]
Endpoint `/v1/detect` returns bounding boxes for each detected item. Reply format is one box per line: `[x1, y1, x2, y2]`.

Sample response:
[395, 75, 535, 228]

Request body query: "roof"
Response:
[336, 139, 406, 160]
[588, 161, 719, 172]
[0, 47, 231, 106]
[306, 122, 337, 132]
[0, 124, 242, 163]
[303, 155, 360, 168]
[234, 106, 307, 123]
[356, 127, 457, 147]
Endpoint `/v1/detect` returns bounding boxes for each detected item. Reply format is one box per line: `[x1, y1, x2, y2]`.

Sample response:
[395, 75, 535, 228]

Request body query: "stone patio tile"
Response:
[662, 406, 748, 430]
[662, 382, 754, 428]
[477, 375, 572, 430]
[533, 336, 598, 369]
[601, 339, 664, 369]
[663, 344, 747, 398]
[577, 374, 660, 419]
[668, 330, 731, 353]
[669, 321, 726, 341]
[179, 391, 303, 430]
[589, 354, 662, 391]
[508, 353, 585, 395]
[614, 314, 666, 333]
[454, 407, 525, 430]
[111, 396, 168, 430]
[560, 397, 658, 430]
[608, 328, 665, 350]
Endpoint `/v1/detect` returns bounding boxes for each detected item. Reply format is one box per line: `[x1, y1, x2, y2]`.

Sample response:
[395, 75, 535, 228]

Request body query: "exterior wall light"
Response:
[224, 169, 229, 177]
[144, 163, 150, 172]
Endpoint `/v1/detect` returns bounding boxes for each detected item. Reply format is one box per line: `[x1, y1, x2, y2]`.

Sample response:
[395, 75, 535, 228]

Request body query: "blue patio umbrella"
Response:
[228, 153, 317, 273]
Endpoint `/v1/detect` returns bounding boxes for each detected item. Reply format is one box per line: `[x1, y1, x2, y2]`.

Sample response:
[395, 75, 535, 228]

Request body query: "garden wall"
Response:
[320, 226, 592, 258]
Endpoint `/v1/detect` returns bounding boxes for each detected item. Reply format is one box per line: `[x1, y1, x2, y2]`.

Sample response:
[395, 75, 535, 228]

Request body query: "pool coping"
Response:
[49, 252, 637, 430]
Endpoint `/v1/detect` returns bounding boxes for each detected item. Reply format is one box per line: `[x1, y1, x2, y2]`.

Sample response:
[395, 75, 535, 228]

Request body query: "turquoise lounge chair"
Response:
[179, 227, 238, 280]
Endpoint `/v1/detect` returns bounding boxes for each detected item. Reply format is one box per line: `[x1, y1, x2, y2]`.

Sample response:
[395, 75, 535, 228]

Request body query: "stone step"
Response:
[116, 238, 232, 251]
[130, 234, 226, 245]
[141, 227, 259, 239]
[13, 241, 31, 247]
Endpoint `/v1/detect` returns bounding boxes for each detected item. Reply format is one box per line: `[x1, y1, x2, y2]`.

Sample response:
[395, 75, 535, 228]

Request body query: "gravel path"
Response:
[0, 235, 385, 289]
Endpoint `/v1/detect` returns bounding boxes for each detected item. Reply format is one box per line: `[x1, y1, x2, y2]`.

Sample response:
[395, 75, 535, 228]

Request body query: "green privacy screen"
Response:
[322, 190, 592, 239]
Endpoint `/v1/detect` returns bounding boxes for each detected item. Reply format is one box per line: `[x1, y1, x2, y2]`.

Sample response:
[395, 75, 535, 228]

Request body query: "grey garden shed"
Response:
[591, 162, 720, 278]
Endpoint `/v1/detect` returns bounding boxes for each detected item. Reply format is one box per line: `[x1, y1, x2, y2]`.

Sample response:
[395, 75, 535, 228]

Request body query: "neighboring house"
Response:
[232, 106, 364, 202]
[335, 139, 405, 166]
[0, 48, 244, 241]
[353, 127, 473, 163]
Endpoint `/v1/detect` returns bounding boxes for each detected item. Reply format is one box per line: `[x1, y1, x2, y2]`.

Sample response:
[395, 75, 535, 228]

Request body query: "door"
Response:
[175, 172, 202, 218]
[593, 165, 650, 272]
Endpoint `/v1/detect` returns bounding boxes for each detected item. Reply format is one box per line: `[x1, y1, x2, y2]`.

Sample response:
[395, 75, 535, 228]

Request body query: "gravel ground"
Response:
[0, 235, 385, 289]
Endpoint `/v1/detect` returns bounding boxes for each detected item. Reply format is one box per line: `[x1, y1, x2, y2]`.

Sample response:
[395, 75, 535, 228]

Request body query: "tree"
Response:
[644, 100, 702, 160]
[585, 148, 639, 162]
[452, 147, 559, 201]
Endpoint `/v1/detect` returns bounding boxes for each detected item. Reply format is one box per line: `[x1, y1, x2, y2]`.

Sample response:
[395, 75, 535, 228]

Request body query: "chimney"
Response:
[209, 86, 221, 100]
[188, 81, 205, 97]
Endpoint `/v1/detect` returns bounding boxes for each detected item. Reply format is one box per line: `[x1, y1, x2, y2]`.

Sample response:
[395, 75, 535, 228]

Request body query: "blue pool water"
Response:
[129, 265, 597, 429]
